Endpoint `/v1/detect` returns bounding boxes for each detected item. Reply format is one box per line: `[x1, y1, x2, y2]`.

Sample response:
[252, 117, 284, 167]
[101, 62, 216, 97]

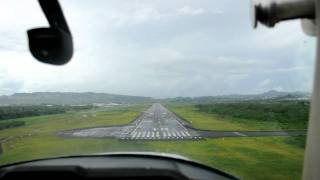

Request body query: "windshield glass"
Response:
[0, 0, 315, 179]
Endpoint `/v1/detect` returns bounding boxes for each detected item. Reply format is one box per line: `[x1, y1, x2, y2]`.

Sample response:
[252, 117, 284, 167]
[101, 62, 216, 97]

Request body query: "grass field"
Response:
[0, 104, 306, 180]
[167, 104, 307, 131]
[0, 105, 148, 164]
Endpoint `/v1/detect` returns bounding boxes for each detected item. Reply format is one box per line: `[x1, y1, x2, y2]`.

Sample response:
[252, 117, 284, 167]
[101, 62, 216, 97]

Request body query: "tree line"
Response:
[0, 105, 95, 130]
[0, 105, 66, 121]
[0, 105, 96, 121]
[0, 121, 25, 130]
[196, 100, 310, 124]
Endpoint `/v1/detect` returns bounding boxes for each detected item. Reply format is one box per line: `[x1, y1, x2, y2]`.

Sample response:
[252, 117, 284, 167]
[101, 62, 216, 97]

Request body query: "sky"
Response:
[0, 0, 316, 98]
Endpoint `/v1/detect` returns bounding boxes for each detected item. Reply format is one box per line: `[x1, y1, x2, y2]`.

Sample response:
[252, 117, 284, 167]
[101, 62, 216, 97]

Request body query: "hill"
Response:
[163, 90, 310, 104]
[0, 92, 153, 105]
[0, 90, 310, 105]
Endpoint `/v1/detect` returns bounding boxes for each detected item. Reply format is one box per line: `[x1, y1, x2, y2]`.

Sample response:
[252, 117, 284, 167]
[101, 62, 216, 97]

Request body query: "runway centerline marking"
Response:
[124, 103, 199, 140]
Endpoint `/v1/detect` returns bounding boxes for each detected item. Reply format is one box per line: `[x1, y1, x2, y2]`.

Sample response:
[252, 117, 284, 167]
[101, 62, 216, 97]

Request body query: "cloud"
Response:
[0, 66, 24, 94]
[0, 0, 316, 97]
[110, 6, 166, 26]
[259, 79, 272, 88]
[177, 6, 205, 16]
[105, 4, 210, 27]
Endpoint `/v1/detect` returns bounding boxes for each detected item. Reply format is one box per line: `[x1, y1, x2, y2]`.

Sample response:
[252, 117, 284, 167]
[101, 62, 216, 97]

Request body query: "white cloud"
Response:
[0, 0, 315, 97]
[110, 6, 166, 26]
[177, 6, 205, 16]
[259, 79, 272, 87]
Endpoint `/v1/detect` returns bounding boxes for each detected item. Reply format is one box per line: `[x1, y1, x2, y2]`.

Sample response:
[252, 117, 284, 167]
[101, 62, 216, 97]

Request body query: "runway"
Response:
[119, 103, 201, 140]
[59, 103, 306, 140]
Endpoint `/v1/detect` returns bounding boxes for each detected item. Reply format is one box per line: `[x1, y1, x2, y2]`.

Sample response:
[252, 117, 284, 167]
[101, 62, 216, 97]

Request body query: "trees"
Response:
[0, 105, 66, 121]
[0, 105, 95, 130]
[0, 121, 25, 130]
[196, 100, 310, 124]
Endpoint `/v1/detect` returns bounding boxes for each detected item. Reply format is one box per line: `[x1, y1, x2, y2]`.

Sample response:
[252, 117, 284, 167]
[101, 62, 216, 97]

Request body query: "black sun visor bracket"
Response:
[251, 0, 315, 29]
[27, 0, 73, 65]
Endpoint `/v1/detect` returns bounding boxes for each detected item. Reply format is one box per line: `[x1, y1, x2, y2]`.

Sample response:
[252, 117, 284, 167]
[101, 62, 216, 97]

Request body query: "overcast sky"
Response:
[0, 0, 316, 98]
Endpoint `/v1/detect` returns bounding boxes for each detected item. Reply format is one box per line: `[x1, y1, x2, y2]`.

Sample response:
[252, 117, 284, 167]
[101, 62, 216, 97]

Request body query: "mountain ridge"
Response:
[0, 90, 311, 105]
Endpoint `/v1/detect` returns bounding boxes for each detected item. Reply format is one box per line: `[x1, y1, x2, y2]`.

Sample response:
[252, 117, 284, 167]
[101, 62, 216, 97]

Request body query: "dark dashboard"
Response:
[0, 153, 238, 179]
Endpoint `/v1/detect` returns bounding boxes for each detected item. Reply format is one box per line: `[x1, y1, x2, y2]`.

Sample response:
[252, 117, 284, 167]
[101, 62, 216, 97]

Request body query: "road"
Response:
[120, 103, 201, 140]
[60, 103, 306, 140]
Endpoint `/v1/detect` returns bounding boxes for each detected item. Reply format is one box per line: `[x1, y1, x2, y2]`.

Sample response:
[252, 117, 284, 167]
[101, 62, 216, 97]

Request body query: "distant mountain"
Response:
[163, 90, 311, 104]
[259, 90, 289, 99]
[246, 90, 310, 100]
[0, 90, 310, 106]
[0, 92, 153, 105]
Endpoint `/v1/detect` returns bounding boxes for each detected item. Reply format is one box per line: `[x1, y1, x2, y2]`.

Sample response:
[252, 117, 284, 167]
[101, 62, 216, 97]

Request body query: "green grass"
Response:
[0, 136, 305, 180]
[196, 101, 309, 130]
[0, 104, 306, 180]
[150, 137, 304, 180]
[0, 120, 25, 130]
[167, 104, 306, 131]
[0, 105, 146, 139]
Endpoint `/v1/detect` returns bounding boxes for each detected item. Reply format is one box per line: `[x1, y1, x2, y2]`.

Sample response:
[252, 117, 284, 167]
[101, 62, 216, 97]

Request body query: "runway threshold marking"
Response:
[172, 132, 176, 137]
[137, 132, 141, 138]
[167, 132, 171, 137]
[185, 131, 191, 136]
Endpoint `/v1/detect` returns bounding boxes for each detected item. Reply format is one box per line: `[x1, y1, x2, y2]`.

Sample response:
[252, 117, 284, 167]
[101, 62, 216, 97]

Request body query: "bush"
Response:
[0, 105, 66, 121]
[196, 101, 310, 125]
[0, 105, 96, 121]
[0, 121, 25, 130]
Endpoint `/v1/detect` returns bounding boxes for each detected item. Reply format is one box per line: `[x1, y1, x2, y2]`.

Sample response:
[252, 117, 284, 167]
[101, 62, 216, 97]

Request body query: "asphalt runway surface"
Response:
[60, 103, 306, 140]
[119, 103, 201, 140]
